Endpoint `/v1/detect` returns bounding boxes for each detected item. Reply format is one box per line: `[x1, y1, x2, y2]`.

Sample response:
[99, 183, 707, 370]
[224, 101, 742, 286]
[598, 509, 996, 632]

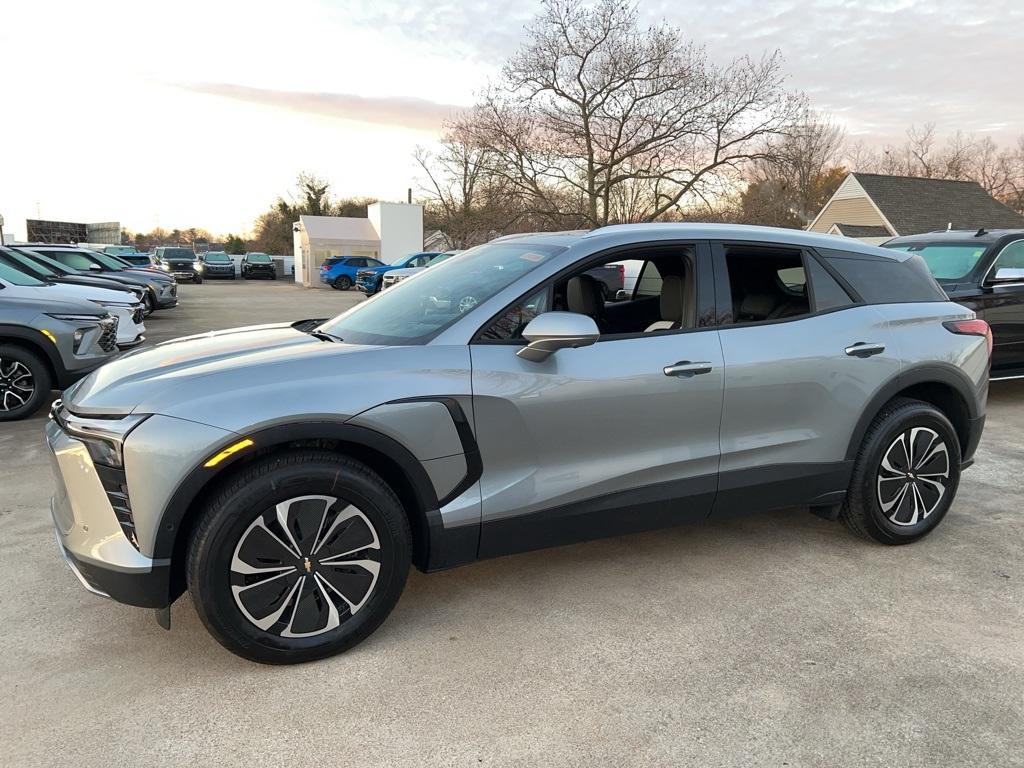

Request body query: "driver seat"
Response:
[566, 275, 607, 332]
[645, 275, 690, 332]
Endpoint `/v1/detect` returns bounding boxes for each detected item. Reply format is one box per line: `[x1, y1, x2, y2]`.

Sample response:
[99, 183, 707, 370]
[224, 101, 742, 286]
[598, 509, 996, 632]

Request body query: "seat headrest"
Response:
[739, 293, 777, 319]
[567, 274, 602, 316]
[660, 274, 684, 322]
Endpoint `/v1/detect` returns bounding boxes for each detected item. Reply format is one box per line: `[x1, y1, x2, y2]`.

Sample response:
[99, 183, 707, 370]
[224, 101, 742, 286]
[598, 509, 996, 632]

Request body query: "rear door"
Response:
[469, 241, 725, 557]
[710, 241, 901, 516]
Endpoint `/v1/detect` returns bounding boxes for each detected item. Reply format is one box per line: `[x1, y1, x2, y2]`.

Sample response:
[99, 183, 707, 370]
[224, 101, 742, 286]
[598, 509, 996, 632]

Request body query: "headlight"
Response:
[45, 313, 105, 322]
[92, 300, 135, 308]
[160, 262, 170, 271]
[193, 260, 204, 271]
[53, 407, 149, 468]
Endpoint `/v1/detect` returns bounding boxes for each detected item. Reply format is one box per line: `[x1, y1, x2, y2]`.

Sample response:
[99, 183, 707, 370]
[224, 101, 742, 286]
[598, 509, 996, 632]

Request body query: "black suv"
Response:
[885, 228, 1024, 379]
[241, 252, 276, 279]
[154, 247, 202, 283]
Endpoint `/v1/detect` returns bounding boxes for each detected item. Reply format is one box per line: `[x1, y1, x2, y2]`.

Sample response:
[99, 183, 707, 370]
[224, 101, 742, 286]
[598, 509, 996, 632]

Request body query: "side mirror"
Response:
[516, 312, 600, 362]
[990, 267, 1024, 284]
[615, 289, 629, 301]
[87, 263, 102, 272]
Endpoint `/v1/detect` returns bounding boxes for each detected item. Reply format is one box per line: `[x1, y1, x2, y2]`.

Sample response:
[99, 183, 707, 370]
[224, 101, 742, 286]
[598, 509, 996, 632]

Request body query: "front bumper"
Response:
[153, 283, 178, 308]
[46, 418, 170, 608]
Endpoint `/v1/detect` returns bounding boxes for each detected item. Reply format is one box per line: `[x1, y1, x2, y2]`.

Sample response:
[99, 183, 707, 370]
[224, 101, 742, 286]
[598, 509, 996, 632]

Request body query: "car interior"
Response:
[724, 247, 810, 323]
[478, 247, 697, 341]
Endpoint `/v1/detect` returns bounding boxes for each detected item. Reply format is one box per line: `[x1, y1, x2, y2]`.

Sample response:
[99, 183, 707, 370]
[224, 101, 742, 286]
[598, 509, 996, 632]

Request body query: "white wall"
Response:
[293, 227, 305, 285]
[368, 202, 423, 264]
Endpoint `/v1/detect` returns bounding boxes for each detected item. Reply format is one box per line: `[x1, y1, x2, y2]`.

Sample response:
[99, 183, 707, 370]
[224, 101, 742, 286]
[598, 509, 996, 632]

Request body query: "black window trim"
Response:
[981, 237, 1024, 287]
[470, 239, 716, 345]
[710, 240, 862, 330]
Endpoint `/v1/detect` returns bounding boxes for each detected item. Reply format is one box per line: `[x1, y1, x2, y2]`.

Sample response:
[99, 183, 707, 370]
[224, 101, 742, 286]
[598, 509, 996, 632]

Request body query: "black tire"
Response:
[187, 450, 411, 664]
[332, 275, 352, 291]
[194, 276, 203, 284]
[0, 344, 51, 421]
[143, 291, 156, 313]
[840, 397, 961, 545]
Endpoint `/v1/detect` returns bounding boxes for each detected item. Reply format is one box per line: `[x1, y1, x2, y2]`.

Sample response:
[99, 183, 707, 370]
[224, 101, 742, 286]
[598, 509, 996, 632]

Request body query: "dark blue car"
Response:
[354, 251, 443, 294]
[319, 256, 386, 290]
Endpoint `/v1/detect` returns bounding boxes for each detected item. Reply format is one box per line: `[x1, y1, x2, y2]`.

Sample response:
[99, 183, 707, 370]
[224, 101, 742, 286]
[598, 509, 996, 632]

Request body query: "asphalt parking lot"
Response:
[3, 279, 1023, 767]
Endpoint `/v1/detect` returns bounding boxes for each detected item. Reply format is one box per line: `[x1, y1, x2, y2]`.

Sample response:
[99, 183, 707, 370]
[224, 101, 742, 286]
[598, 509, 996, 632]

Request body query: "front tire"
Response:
[840, 398, 961, 545]
[187, 450, 411, 664]
[332, 276, 351, 291]
[0, 345, 50, 421]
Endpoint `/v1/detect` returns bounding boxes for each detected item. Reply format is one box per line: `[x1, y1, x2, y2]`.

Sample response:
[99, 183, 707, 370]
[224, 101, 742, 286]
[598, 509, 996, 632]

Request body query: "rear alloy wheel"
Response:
[333, 275, 352, 291]
[187, 450, 411, 663]
[840, 398, 960, 545]
[0, 345, 50, 421]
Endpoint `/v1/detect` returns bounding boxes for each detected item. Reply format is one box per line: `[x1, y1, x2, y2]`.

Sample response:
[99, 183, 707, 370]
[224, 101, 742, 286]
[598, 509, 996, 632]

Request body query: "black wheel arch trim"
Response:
[845, 363, 983, 463]
[157, 401, 482, 602]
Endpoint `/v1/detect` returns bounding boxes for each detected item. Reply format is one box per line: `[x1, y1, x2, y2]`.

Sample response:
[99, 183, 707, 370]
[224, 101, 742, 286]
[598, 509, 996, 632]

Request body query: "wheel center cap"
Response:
[303, 556, 314, 574]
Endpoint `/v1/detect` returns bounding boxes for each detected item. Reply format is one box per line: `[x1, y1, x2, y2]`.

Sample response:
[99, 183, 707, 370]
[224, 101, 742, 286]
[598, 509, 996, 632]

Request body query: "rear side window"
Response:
[819, 248, 947, 303]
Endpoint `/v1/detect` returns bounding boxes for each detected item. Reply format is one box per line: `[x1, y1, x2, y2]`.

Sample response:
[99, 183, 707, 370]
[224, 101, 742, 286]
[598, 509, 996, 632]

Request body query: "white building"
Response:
[292, 202, 424, 288]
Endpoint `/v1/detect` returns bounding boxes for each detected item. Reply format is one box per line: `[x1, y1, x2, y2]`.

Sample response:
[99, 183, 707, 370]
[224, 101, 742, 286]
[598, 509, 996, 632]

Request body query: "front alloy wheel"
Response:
[230, 495, 381, 638]
[187, 450, 411, 663]
[0, 345, 50, 421]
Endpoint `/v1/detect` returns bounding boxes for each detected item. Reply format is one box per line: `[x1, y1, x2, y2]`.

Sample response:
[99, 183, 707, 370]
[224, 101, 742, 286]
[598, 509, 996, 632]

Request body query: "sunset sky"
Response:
[2, 0, 1021, 238]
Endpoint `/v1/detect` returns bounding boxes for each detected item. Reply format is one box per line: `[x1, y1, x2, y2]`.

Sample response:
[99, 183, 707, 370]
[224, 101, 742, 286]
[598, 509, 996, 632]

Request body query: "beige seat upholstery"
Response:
[645, 274, 690, 332]
[567, 275, 606, 331]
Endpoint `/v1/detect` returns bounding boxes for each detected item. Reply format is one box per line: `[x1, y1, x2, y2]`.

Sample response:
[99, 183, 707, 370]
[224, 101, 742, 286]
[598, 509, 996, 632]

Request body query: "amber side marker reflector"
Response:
[41, 329, 58, 344]
[204, 438, 254, 468]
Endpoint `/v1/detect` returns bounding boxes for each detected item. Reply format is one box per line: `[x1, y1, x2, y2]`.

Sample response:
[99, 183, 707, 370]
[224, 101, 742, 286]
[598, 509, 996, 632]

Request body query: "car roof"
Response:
[885, 228, 1024, 246]
[495, 224, 907, 260]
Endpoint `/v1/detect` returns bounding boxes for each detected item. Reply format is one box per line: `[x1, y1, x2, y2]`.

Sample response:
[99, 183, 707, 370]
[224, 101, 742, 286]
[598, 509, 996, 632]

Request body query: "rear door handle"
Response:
[845, 342, 886, 358]
[664, 361, 713, 377]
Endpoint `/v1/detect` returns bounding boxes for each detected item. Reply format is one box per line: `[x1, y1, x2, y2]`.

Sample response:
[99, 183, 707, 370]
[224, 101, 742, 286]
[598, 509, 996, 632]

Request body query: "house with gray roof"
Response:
[808, 172, 1024, 244]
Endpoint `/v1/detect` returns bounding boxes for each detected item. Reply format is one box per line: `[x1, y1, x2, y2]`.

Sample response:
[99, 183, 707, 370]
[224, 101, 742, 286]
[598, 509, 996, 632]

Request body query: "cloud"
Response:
[175, 82, 465, 132]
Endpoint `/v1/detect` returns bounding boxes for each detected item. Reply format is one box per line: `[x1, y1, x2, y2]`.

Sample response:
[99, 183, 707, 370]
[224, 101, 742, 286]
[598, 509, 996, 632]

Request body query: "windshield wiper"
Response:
[310, 329, 343, 343]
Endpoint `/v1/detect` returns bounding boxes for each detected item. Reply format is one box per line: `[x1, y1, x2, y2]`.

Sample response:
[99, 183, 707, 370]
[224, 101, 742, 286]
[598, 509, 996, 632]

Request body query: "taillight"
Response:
[943, 318, 993, 357]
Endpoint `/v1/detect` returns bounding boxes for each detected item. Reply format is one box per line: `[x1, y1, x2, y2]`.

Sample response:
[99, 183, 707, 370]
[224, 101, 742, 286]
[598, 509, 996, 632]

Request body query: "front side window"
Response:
[990, 240, 1024, 273]
[40, 250, 96, 271]
[317, 241, 565, 345]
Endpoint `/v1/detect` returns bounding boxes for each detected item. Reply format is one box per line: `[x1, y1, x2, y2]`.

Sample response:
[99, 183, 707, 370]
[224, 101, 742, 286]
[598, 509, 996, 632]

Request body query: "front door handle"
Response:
[664, 361, 713, 377]
[845, 342, 886, 358]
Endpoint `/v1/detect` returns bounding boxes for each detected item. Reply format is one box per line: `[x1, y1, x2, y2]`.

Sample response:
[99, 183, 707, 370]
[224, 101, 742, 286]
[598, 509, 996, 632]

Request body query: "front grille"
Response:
[98, 317, 118, 353]
[95, 465, 140, 550]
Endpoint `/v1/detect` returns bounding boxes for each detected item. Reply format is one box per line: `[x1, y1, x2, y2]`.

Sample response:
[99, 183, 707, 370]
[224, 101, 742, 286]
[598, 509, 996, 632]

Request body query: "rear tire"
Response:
[0, 344, 51, 421]
[332, 276, 351, 291]
[187, 450, 411, 664]
[840, 398, 961, 545]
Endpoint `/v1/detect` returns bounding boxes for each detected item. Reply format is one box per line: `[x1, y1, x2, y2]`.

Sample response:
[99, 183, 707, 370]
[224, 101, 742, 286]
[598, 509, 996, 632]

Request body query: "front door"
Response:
[470, 245, 724, 558]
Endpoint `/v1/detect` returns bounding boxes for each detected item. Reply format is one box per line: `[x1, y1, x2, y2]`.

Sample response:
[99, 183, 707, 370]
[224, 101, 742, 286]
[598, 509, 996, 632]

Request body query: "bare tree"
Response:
[455, 0, 804, 227]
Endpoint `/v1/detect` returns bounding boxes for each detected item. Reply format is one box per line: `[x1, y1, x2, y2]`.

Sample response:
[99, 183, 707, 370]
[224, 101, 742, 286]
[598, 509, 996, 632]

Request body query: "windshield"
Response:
[0, 249, 55, 279]
[247, 253, 271, 263]
[106, 246, 137, 255]
[0, 260, 47, 286]
[205, 252, 230, 262]
[428, 252, 456, 266]
[162, 248, 194, 260]
[317, 240, 566, 345]
[885, 243, 989, 281]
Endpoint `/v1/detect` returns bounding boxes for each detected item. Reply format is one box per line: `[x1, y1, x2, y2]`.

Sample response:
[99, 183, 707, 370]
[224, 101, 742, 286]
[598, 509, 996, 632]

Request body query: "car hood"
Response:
[387, 267, 426, 278]
[32, 282, 138, 304]
[65, 321, 475, 432]
[66, 322, 362, 416]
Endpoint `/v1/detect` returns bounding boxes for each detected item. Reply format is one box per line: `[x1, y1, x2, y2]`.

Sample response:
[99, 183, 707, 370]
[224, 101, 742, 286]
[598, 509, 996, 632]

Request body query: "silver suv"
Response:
[47, 225, 990, 663]
[1, 295, 118, 420]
